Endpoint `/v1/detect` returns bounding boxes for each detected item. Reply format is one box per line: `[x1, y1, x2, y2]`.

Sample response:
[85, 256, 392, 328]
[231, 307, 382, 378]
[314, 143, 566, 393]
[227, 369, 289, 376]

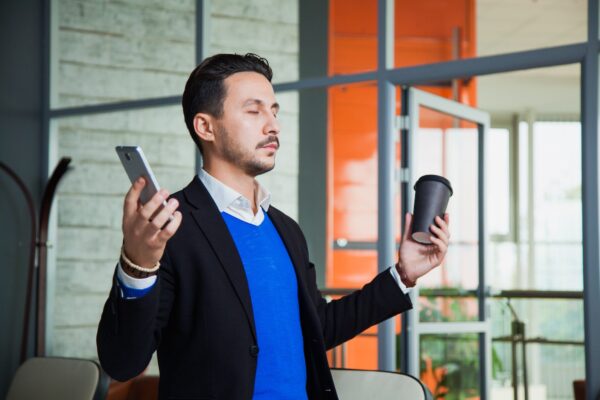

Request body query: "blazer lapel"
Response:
[183, 177, 257, 341]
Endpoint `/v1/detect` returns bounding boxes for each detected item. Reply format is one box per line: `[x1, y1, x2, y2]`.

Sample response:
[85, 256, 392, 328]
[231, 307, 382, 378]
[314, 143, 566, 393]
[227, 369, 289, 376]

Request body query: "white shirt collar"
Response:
[197, 168, 271, 214]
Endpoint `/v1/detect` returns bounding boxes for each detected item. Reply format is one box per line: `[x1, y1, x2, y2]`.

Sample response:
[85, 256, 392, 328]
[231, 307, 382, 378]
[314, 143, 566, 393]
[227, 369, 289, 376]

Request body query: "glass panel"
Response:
[478, 65, 582, 293]
[476, 64, 584, 397]
[208, 0, 299, 83]
[331, 250, 378, 288]
[394, 0, 586, 69]
[413, 107, 479, 322]
[327, 81, 399, 371]
[532, 121, 582, 291]
[329, 0, 378, 75]
[54, 0, 196, 107]
[420, 333, 481, 399]
[330, 81, 384, 245]
[491, 342, 585, 399]
[490, 298, 585, 398]
[394, 1, 476, 68]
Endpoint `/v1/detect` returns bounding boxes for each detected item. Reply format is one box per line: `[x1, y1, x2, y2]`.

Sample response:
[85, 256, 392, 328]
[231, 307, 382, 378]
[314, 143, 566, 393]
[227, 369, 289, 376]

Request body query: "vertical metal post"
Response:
[376, 0, 396, 371]
[41, 0, 51, 185]
[298, 0, 329, 288]
[38, 0, 52, 357]
[521, 322, 529, 400]
[399, 87, 410, 373]
[582, 1, 600, 399]
[509, 114, 520, 244]
[377, 78, 397, 372]
[195, 0, 209, 173]
[525, 110, 536, 290]
[407, 89, 421, 379]
[511, 327, 518, 400]
[478, 120, 490, 400]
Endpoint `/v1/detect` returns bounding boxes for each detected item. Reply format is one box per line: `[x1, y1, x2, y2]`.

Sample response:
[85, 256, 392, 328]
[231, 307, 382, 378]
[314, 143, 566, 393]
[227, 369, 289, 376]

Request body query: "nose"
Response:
[265, 112, 280, 136]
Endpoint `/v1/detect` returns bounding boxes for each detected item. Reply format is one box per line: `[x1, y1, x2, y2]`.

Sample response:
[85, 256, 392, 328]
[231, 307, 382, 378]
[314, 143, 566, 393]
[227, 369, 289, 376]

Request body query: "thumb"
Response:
[402, 212, 413, 241]
[124, 177, 146, 216]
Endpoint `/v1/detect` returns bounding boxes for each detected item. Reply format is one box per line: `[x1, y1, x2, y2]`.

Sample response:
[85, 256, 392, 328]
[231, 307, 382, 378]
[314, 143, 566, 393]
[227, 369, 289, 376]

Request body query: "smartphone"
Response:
[115, 146, 165, 205]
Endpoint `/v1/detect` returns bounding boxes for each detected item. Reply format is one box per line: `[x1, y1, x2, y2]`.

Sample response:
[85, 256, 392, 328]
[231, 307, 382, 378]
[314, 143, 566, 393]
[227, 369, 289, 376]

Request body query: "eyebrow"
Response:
[243, 98, 280, 112]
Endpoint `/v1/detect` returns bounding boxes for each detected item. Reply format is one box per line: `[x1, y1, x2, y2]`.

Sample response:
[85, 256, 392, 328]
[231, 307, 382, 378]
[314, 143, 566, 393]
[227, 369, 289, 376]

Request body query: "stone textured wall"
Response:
[57, 0, 196, 106]
[50, 0, 299, 374]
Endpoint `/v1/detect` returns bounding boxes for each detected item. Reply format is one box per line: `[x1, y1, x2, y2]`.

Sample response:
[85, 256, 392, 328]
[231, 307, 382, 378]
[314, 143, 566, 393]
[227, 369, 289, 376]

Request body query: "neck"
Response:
[202, 158, 258, 213]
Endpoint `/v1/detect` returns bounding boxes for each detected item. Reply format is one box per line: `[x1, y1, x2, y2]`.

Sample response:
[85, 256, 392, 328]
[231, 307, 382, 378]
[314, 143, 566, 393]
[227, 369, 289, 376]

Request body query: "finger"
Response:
[124, 177, 146, 216]
[157, 211, 182, 242]
[434, 215, 450, 238]
[402, 212, 413, 241]
[150, 198, 179, 230]
[139, 189, 169, 220]
[430, 224, 449, 245]
[429, 235, 448, 255]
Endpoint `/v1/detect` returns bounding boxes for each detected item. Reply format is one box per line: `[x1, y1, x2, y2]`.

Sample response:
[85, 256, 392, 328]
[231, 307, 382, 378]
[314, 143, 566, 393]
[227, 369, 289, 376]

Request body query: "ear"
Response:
[193, 113, 215, 144]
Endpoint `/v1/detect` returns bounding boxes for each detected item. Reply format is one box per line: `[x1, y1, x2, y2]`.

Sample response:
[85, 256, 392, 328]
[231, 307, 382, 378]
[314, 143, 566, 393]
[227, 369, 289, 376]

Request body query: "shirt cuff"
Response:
[389, 265, 410, 294]
[116, 262, 157, 299]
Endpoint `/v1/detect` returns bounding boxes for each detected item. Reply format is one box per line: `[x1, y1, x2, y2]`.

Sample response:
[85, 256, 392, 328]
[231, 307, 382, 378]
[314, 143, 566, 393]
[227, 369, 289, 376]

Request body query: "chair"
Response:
[6, 357, 109, 400]
[331, 368, 433, 400]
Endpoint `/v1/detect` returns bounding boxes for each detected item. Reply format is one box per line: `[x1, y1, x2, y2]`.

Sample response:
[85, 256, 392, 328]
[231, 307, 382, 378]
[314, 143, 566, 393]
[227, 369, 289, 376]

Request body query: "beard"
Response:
[218, 126, 278, 177]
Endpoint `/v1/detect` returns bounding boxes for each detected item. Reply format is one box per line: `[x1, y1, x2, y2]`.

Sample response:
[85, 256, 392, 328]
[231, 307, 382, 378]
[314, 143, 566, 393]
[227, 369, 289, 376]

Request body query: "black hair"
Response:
[181, 53, 273, 153]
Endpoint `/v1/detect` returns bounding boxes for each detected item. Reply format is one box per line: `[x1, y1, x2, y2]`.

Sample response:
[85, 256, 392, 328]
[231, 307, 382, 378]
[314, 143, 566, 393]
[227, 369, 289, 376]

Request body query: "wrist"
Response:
[120, 248, 160, 279]
[395, 261, 416, 288]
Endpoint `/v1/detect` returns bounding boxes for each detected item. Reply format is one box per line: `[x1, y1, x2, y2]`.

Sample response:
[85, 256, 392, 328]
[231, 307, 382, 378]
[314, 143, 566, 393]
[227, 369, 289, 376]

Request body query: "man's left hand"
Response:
[396, 212, 450, 287]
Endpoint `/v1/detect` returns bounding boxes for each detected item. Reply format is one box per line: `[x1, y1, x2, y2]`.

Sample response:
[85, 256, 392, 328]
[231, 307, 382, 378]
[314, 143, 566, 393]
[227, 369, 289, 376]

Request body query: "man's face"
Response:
[211, 71, 280, 177]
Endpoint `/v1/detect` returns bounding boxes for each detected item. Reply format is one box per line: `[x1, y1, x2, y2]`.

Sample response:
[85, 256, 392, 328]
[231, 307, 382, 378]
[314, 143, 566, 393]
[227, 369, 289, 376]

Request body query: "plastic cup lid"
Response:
[414, 174, 453, 196]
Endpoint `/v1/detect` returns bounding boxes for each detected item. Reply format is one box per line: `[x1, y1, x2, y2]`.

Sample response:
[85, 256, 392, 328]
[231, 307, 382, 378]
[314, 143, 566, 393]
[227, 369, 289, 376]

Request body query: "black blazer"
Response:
[97, 176, 412, 400]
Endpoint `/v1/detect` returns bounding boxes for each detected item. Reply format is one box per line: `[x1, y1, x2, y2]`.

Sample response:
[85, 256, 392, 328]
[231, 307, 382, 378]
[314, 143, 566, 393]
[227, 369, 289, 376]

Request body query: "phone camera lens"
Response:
[125, 153, 131, 161]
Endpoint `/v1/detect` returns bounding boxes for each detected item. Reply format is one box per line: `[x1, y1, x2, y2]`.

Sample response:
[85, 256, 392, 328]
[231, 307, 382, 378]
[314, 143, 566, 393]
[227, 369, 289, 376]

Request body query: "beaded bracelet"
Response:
[120, 248, 160, 278]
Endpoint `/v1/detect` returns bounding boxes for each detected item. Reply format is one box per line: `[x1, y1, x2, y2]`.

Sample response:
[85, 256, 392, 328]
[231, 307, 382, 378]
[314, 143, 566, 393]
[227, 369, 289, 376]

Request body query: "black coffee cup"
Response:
[412, 175, 453, 244]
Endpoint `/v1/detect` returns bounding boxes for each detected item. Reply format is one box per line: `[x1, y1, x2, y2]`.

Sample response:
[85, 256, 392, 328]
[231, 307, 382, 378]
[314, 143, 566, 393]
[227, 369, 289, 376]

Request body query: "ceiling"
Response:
[476, 0, 586, 117]
[477, 0, 587, 56]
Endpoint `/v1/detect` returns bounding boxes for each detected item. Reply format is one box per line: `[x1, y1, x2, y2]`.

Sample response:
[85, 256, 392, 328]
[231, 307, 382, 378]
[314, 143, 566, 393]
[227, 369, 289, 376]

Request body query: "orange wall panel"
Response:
[328, 0, 477, 371]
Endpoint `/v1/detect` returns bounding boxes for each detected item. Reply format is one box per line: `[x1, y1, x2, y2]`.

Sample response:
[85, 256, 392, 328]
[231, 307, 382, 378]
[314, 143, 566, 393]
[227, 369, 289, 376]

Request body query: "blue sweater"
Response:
[222, 212, 308, 400]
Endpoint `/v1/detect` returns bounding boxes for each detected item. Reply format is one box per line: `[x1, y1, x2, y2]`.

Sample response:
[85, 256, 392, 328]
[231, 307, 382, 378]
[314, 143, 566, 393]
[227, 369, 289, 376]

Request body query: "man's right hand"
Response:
[121, 177, 182, 269]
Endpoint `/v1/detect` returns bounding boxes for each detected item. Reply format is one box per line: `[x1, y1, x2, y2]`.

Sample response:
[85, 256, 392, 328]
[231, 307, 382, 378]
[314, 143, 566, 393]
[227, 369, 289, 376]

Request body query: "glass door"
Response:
[401, 87, 491, 399]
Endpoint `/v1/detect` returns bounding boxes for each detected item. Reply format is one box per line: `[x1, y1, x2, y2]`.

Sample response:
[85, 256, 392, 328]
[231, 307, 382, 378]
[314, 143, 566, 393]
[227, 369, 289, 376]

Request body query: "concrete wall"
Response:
[48, 0, 299, 375]
[56, 0, 195, 106]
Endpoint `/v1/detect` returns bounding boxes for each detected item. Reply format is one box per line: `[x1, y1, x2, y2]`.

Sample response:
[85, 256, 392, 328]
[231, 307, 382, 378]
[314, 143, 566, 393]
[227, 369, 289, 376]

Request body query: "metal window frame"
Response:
[403, 86, 492, 399]
[581, 3, 600, 400]
[42, 0, 600, 398]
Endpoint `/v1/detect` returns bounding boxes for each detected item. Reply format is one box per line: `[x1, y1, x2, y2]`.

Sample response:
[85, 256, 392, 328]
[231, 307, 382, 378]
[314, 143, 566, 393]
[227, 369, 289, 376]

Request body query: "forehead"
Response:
[222, 71, 275, 104]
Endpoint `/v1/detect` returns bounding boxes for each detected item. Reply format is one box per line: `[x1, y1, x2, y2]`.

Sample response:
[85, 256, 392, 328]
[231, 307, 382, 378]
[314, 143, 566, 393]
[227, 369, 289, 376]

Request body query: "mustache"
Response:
[256, 136, 279, 149]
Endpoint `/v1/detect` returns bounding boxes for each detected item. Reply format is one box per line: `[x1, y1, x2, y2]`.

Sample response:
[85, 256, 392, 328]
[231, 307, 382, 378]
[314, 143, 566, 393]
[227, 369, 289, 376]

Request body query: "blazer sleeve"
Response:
[308, 262, 412, 350]
[296, 226, 413, 350]
[96, 248, 176, 381]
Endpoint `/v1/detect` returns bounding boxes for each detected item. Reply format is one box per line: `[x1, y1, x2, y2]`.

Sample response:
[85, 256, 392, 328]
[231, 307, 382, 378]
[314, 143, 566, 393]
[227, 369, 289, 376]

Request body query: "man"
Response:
[97, 53, 450, 400]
